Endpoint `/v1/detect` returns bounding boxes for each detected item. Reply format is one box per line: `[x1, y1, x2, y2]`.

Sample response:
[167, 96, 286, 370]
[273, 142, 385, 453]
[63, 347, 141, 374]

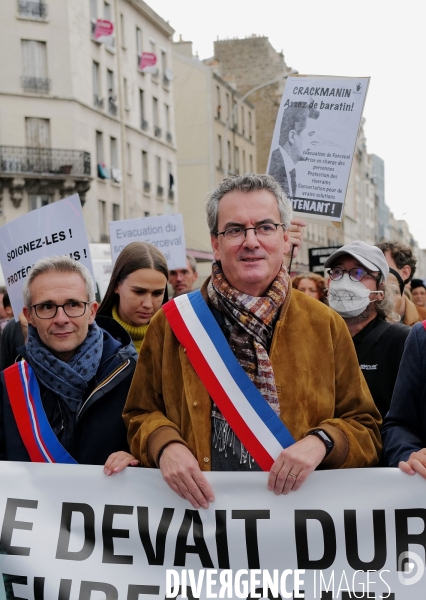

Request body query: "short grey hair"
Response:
[206, 174, 292, 235]
[23, 256, 96, 306]
[187, 254, 197, 273]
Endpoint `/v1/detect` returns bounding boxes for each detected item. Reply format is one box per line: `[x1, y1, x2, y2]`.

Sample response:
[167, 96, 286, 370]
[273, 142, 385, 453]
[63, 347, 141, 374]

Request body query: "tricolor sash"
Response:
[3, 360, 78, 464]
[163, 290, 295, 471]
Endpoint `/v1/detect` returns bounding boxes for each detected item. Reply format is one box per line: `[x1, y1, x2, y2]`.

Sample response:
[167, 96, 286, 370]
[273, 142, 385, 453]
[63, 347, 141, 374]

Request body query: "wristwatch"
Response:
[308, 429, 334, 456]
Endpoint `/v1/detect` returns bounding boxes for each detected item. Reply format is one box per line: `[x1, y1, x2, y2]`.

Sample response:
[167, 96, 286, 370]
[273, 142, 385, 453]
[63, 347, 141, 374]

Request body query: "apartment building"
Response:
[0, 0, 178, 242]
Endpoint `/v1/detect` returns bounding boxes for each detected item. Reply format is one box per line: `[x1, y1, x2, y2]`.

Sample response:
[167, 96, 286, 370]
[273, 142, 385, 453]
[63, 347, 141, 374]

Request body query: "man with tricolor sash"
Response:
[0, 256, 138, 470]
[124, 174, 381, 509]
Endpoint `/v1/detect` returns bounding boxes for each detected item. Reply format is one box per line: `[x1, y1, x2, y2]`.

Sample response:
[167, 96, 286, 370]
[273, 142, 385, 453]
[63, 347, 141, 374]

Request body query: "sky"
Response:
[148, 0, 426, 247]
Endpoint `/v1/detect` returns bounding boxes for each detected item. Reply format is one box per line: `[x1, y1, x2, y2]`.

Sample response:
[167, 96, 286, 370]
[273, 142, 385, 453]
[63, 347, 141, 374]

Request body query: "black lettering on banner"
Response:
[137, 507, 174, 565]
[232, 510, 270, 569]
[215, 510, 230, 569]
[174, 510, 214, 567]
[295, 510, 336, 569]
[395, 508, 426, 570]
[344, 510, 387, 570]
[78, 581, 118, 600]
[127, 585, 160, 600]
[0, 498, 38, 556]
[59, 580, 73, 600]
[56, 503, 95, 561]
[102, 505, 134, 564]
[2, 575, 27, 600]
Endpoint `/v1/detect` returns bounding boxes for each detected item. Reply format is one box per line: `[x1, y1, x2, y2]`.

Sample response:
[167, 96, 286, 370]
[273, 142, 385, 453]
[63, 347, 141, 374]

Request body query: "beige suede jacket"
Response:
[123, 283, 382, 470]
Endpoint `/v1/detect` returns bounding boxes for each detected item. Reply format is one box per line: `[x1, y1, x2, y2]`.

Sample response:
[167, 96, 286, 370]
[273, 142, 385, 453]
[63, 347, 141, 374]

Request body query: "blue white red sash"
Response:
[3, 360, 78, 464]
[163, 290, 295, 471]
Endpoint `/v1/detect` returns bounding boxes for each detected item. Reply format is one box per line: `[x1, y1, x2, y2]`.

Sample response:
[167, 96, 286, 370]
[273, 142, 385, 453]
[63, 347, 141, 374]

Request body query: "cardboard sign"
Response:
[109, 214, 187, 269]
[0, 465, 424, 598]
[268, 76, 369, 222]
[308, 246, 341, 276]
[0, 194, 94, 318]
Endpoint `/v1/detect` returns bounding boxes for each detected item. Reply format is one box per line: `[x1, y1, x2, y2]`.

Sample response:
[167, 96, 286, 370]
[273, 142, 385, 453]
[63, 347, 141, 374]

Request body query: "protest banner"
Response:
[267, 76, 369, 223]
[93, 19, 114, 44]
[308, 246, 340, 276]
[0, 195, 93, 318]
[0, 464, 424, 599]
[109, 214, 187, 270]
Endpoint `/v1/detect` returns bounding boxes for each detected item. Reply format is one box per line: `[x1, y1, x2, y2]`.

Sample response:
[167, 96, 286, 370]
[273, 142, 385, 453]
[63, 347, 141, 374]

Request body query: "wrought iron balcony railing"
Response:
[0, 146, 91, 177]
[21, 76, 50, 93]
[18, 0, 47, 18]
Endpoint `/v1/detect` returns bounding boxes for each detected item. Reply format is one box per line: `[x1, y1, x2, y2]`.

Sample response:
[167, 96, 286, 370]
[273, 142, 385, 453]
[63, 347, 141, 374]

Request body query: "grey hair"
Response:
[376, 282, 400, 323]
[186, 254, 197, 273]
[23, 256, 96, 306]
[206, 174, 292, 234]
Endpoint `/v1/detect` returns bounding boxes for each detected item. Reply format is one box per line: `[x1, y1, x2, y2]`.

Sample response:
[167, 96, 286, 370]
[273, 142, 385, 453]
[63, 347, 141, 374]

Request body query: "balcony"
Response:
[166, 132, 172, 144]
[18, 0, 47, 18]
[94, 95, 104, 109]
[141, 119, 148, 131]
[154, 126, 161, 138]
[21, 76, 50, 93]
[157, 185, 164, 197]
[143, 180, 151, 193]
[0, 146, 91, 177]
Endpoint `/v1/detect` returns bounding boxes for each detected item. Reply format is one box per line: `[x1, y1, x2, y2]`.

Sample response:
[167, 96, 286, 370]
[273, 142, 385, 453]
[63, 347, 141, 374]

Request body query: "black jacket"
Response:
[0, 316, 137, 465]
[352, 317, 410, 420]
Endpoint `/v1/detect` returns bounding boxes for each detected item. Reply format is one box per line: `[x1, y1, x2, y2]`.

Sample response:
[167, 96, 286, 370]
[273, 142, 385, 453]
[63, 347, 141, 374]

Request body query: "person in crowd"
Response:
[98, 242, 168, 353]
[0, 256, 138, 472]
[0, 317, 25, 370]
[382, 322, 426, 473]
[124, 174, 381, 509]
[169, 255, 199, 297]
[0, 287, 7, 320]
[377, 241, 426, 325]
[411, 278, 426, 308]
[292, 272, 328, 303]
[0, 293, 13, 336]
[325, 241, 410, 420]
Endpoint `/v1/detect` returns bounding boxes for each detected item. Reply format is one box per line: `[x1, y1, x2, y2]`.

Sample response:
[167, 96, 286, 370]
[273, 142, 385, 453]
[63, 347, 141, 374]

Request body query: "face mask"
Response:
[328, 275, 380, 318]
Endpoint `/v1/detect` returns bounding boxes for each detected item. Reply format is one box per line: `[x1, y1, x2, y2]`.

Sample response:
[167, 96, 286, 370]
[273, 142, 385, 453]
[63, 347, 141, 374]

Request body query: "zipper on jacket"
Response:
[77, 359, 131, 419]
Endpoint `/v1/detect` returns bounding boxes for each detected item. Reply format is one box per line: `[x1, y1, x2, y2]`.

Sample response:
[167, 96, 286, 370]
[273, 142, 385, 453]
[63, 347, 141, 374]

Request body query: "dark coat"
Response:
[0, 316, 137, 465]
[382, 321, 426, 466]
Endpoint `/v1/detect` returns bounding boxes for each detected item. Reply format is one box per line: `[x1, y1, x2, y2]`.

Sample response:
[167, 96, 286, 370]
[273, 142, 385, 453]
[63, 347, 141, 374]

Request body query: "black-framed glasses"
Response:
[215, 223, 285, 241]
[29, 301, 90, 319]
[327, 267, 380, 283]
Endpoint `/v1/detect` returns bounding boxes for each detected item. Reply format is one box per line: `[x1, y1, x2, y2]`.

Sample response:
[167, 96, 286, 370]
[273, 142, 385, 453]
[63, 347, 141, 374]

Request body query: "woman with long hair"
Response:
[98, 241, 169, 353]
[292, 272, 328, 304]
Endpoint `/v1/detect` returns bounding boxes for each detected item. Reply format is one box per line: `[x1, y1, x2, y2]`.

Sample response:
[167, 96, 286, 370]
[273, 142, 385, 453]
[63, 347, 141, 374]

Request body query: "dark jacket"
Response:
[0, 318, 25, 371]
[0, 316, 137, 465]
[352, 317, 410, 419]
[382, 321, 426, 466]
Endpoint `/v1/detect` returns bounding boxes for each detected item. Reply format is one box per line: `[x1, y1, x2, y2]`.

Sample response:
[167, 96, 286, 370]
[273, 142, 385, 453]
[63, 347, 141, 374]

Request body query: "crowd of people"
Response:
[0, 173, 426, 506]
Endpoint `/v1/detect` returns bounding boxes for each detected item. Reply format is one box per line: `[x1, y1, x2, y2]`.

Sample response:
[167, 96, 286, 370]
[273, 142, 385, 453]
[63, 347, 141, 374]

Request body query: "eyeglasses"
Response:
[327, 267, 381, 283]
[29, 301, 90, 319]
[215, 223, 285, 241]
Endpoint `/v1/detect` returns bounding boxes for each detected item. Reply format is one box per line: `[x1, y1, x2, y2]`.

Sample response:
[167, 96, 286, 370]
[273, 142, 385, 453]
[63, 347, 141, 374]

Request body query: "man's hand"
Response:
[284, 218, 306, 263]
[399, 449, 426, 477]
[268, 435, 326, 495]
[159, 443, 215, 509]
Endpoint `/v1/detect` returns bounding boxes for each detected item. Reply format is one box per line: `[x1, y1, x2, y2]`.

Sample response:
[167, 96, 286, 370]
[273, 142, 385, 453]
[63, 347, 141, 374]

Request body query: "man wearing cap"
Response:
[376, 241, 426, 326]
[325, 241, 410, 419]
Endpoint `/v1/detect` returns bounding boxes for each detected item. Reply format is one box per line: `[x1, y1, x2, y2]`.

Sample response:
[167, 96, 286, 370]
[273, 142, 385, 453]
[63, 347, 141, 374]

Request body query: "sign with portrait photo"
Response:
[267, 76, 369, 222]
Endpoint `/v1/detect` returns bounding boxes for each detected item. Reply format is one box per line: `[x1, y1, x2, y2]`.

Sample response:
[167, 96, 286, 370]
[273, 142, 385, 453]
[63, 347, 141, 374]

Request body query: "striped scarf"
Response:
[207, 261, 289, 416]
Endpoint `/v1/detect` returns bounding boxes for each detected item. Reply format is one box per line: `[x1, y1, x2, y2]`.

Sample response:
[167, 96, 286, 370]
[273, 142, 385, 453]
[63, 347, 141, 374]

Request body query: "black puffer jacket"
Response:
[0, 316, 137, 465]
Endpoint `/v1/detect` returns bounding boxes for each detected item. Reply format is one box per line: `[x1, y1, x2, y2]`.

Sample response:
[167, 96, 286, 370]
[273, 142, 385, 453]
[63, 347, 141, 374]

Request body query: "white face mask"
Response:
[328, 275, 381, 318]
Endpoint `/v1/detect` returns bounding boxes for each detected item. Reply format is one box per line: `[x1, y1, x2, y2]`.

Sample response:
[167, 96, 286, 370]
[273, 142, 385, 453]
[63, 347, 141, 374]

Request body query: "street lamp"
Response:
[223, 69, 299, 178]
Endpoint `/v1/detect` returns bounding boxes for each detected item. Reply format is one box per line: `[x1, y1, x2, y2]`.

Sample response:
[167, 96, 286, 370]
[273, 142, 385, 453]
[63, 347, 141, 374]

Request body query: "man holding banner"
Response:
[124, 174, 381, 510]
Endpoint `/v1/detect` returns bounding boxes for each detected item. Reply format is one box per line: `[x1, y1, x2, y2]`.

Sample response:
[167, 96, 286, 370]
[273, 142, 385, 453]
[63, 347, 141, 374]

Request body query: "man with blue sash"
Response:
[124, 174, 381, 509]
[0, 256, 138, 469]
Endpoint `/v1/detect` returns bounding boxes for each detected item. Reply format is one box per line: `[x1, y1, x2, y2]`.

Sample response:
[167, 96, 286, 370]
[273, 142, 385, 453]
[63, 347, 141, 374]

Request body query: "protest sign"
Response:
[0, 464, 424, 599]
[308, 246, 340, 276]
[0, 195, 93, 318]
[267, 76, 369, 222]
[109, 214, 187, 269]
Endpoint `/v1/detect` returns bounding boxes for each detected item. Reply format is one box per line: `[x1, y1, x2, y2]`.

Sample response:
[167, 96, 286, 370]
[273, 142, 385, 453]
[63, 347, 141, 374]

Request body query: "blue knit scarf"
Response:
[26, 322, 104, 413]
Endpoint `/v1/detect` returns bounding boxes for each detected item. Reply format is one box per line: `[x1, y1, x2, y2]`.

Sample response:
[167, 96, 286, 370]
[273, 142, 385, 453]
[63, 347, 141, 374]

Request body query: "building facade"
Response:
[0, 0, 178, 242]
[173, 39, 256, 257]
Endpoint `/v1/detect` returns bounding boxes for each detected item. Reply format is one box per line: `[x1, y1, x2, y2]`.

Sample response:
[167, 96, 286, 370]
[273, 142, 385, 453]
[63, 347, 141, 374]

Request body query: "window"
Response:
[234, 146, 239, 175]
[168, 162, 174, 201]
[248, 112, 253, 140]
[153, 97, 159, 126]
[18, 0, 47, 19]
[249, 154, 253, 172]
[216, 86, 221, 119]
[90, 0, 97, 21]
[164, 103, 170, 140]
[96, 131, 104, 164]
[233, 99, 238, 131]
[25, 118, 50, 148]
[103, 1, 111, 20]
[225, 93, 230, 121]
[110, 137, 118, 169]
[161, 50, 167, 73]
[112, 203, 120, 221]
[241, 106, 245, 135]
[123, 77, 129, 108]
[217, 135, 222, 168]
[99, 200, 107, 239]
[93, 61, 102, 107]
[156, 156, 163, 196]
[21, 40, 49, 92]
[107, 70, 117, 115]
[139, 90, 147, 129]
[227, 141, 232, 172]
[136, 27, 142, 66]
[120, 13, 125, 47]
[242, 149, 246, 173]
[126, 142, 132, 173]
[142, 151, 149, 191]
[30, 195, 51, 211]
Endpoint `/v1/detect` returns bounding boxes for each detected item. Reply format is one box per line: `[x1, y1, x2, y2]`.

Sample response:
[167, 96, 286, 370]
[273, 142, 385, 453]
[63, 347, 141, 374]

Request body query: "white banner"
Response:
[267, 76, 369, 223]
[0, 195, 93, 318]
[0, 465, 425, 599]
[109, 214, 187, 270]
